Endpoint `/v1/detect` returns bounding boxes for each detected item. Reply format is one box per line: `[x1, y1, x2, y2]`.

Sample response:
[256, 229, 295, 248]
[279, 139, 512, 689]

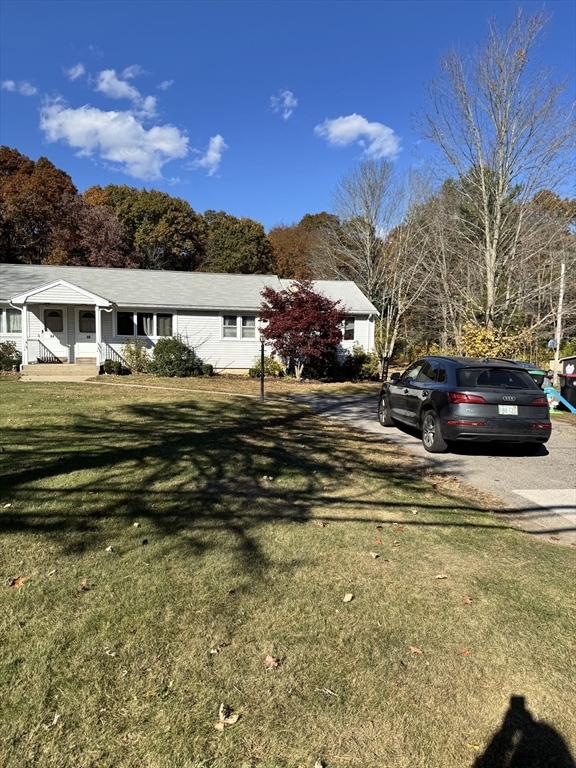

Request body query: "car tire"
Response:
[378, 395, 395, 427]
[421, 410, 448, 453]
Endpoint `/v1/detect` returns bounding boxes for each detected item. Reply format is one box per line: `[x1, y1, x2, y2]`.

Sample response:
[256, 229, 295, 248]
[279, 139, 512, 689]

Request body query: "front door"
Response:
[75, 307, 97, 362]
[40, 306, 68, 361]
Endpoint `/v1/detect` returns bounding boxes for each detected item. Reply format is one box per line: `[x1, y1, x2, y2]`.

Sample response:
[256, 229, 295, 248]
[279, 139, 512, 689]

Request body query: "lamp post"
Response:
[260, 334, 265, 401]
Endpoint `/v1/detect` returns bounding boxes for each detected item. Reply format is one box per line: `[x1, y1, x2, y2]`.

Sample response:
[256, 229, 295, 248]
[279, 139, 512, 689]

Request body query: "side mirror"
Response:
[390, 372, 401, 382]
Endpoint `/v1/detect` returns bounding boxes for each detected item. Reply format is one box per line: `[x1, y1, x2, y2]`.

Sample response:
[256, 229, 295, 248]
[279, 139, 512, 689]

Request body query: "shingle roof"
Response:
[0, 264, 377, 313]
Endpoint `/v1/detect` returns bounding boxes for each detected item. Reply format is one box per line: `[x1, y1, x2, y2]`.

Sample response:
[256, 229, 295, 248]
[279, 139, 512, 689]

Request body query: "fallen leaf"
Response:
[395, 524, 405, 531]
[105, 649, 117, 657]
[466, 744, 481, 751]
[376, 525, 383, 530]
[78, 579, 89, 593]
[410, 646, 423, 654]
[435, 574, 448, 579]
[9, 576, 25, 588]
[392, 540, 400, 547]
[215, 703, 240, 730]
[410, 507, 419, 514]
[343, 593, 354, 602]
[316, 520, 328, 527]
[264, 655, 279, 669]
[461, 648, 470, 656]
[375, 538, 383, 545]
[47, 569, 56, 577]
[462, 597, 473, 605]
[315, 761, 325, 768]
[133, 522, 141, 528]
[369, 552, 380, 559]
[4, 503, 12, 508]
[550, 535, 560, 541]
[209, 642, 229, 655]
[105, 546, 114, 552]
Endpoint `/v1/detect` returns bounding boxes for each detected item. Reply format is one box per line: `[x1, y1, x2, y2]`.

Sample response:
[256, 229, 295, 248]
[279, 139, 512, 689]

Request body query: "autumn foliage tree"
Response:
[259, 280, 347, 380]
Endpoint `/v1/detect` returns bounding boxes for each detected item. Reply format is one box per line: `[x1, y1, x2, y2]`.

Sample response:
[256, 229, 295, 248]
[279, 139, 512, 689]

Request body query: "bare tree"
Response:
[417, 8, 576, 329]
[317, 159, 400, 302]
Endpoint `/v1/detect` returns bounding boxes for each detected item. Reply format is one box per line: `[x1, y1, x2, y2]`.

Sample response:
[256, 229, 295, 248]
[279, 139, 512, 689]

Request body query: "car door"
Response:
[404, 361, 437, 425]
[390, 361, 424, 421]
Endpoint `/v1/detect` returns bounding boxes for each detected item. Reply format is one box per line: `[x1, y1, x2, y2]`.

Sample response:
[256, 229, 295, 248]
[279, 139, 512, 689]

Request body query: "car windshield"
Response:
[457, 367, 538, 390]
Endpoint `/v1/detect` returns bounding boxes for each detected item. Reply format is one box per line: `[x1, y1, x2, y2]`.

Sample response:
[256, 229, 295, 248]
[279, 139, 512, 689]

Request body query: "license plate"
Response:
[498, 405, 518, 415]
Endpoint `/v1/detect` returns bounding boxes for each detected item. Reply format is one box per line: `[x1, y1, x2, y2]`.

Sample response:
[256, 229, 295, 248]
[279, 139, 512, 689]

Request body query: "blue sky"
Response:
[1, 0, 574, 231]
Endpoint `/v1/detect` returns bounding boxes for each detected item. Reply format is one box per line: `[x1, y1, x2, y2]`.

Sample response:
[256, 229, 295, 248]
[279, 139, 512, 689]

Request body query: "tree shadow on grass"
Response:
[473, 695, 575, 767]
[0, 394, 534, 576]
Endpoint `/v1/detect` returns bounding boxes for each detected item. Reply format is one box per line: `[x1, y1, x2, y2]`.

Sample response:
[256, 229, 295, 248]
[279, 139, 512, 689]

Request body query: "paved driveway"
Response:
[295, 392, 576, 546]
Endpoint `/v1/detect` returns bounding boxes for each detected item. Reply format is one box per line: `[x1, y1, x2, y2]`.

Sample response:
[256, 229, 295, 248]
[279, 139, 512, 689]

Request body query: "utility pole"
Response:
[553, 261, 565, 388]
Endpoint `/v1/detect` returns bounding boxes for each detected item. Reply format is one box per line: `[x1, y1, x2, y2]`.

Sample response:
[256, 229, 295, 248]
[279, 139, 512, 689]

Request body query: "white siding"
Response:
[177, 311, 262, 370]
[26, 285, 89, 304]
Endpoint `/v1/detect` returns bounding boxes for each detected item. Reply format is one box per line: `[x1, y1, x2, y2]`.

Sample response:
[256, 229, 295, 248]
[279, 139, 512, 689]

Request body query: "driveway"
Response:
[295, 392, 576, 546]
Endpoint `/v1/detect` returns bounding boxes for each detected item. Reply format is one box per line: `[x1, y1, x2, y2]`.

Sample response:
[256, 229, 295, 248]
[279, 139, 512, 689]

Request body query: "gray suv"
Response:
[378, 356, 551, 453]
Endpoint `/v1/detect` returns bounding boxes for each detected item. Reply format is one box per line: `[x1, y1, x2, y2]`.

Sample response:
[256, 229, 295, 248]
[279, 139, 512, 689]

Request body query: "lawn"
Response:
[1, 380, 575, 768]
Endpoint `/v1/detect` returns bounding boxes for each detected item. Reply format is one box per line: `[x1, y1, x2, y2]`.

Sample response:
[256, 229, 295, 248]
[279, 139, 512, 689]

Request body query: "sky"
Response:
[1, 0, 575, 232]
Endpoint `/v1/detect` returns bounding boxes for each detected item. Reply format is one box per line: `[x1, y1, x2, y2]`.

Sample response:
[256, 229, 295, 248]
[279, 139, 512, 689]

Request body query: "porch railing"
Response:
[97, 342, 128, 368]
[26, 339, 63, 364]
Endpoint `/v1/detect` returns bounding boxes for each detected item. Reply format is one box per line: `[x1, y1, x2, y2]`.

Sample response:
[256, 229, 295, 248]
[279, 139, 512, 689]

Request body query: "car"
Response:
[377, 356, 551, 453]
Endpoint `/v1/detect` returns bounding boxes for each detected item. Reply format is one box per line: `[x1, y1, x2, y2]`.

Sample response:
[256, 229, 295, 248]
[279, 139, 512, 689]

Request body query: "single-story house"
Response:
[0, 264, 378, 374]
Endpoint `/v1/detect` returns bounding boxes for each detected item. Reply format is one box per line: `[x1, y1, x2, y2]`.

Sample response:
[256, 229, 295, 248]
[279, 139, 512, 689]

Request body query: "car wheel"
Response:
[421, 410, 448, 453]
[378, 395, 395, 427]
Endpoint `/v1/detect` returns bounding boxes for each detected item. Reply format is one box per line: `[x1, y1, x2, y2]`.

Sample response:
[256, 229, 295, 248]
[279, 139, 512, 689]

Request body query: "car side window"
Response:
[416, 362, 437, 383]
[437, 366, 447, 383]
[400, 362, 423, 383]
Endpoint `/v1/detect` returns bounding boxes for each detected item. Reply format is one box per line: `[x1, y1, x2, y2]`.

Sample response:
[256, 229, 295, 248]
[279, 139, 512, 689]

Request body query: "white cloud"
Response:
[39, 99, 188, 180]
[271, 89, 297, 120]
[95, 69, 141, 101]
[122, 64, 145, 80]
[66, 63, 85, 81]
[187, 135, 228, 176]
[94, 68, 157, 117]
[2, 79, 38, 96]
[157, 80, 174, 91]
[314, 113, 400, 159]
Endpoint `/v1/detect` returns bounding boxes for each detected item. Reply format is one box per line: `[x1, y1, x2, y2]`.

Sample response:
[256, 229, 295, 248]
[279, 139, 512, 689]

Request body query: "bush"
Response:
[122, 338, 149, 373]
[201, 362, 214, 377]
[0, 341, 22, 371]
[102, 359, 122, 375]
[248, 355, 286, 378]
[149, 336, 202, 378]
[341, 345, 381, 381]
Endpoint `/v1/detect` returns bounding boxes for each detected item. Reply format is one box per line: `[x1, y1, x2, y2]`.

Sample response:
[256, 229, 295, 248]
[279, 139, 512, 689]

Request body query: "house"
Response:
[0, 264, 378, 376]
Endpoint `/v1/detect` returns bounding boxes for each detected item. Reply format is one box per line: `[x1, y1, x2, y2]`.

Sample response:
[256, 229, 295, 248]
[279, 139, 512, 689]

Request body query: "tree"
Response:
[317, 159, 399, 303]
[259, 280, 347, 380]
[202, 211, 274, 274]
[0, 146, 78, 264]
[268, 224, 314, 279]
[85, 185, 207, 271]
[417, 9, 576, 329]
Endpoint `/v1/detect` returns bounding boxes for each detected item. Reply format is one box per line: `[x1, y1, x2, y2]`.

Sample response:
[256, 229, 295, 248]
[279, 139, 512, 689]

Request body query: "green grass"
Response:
[1, 381, 575, 768]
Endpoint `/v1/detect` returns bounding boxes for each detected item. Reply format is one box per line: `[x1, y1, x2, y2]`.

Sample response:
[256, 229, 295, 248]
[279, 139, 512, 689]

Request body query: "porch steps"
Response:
[20, 364, 99, 382]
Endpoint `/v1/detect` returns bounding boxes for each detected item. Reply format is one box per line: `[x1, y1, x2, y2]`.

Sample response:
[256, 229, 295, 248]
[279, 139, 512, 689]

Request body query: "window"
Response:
[222, 315, 258, 339]
[137, 312, 153, 336]
[44, 309, 63, 333]
[79, 310, 96, 333]
[223, 315, 238, 338]
[343, 317, 355, 341]
[6, 308, 22, 333]
[116, 311, 174, 337]
[117, 312, 134, 336]
[416, 362, 437, 383]
[157, 314, 173, 337]
[241, 316, 256, 339]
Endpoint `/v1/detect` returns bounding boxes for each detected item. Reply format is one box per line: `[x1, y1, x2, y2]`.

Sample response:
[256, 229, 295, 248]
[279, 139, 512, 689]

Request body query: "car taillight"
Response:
[532, 423, 551, 429]
[531, 396, 548, 406]
[446, 420, 487, 427]
[448, 392, 486, 404]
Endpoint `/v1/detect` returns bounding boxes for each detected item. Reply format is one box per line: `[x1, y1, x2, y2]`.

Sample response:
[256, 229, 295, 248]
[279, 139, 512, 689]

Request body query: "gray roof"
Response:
[0, 264, 377, 313]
